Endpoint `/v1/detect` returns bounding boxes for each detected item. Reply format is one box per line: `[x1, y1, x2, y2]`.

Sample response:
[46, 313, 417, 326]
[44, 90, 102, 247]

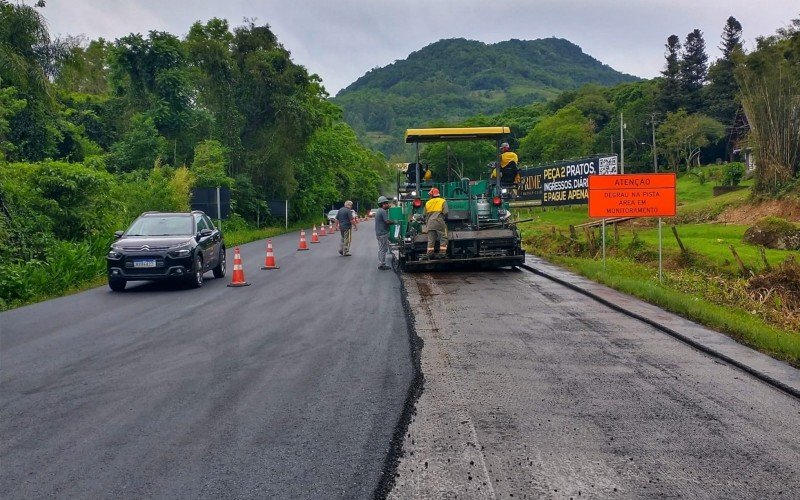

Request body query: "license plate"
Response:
[133, 259, 157, 268]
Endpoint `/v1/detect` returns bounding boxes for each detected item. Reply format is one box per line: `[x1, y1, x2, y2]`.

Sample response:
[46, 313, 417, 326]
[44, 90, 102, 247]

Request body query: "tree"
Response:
[680, 29, 709, 113]
[185, 19, 245, 173]
[519, 106, 595, 164]
[657, 109, 725, 170]
[659, 35, 682, 113]
[735, 14, 800, 193]
[293, 122, 383, 218]
[55, 38, 111, 95]
[109, 30, 205, 165]
[600, 80, 660, 171]
[570, 85, 614, 130]
[0, 0, 67, 160]
[0, 87, 26, 160]
[106, 114, 167, 172]
[705, 17, 743, 126]
[191, 140, 233, 188]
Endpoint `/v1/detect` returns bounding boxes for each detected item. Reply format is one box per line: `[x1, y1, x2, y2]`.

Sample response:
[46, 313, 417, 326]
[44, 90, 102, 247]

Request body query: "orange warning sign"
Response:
[588, 173, 676, 218]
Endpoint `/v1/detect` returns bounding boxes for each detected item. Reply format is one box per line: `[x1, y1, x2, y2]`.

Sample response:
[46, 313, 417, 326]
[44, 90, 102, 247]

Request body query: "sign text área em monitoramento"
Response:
[588, 173, 676, 218]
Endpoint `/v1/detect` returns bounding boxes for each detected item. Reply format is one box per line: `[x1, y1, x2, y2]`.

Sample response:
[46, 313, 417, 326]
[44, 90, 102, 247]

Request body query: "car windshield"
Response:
[126, 216, 194, 236]
[328, 210, 338, 216]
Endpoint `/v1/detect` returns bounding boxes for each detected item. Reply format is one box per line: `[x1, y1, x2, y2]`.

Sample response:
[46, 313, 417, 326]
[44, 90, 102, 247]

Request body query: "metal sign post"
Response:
[658, 218, 663, 283]
[602, 218, 606, 270]
[285, 200, 288, 229]
[216, 186, 222, 230]
[620, 113, 626, 174]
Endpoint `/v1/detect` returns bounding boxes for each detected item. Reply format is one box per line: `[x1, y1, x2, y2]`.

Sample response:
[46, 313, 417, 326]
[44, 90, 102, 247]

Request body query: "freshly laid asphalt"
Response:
[0, 221, 412, 499]
[391, 265, 800, 498]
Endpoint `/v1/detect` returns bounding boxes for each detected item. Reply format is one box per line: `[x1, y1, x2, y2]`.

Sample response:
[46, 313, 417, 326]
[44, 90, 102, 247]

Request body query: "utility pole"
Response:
[651, 115, 658, 173]
[619, 113, 626, 174]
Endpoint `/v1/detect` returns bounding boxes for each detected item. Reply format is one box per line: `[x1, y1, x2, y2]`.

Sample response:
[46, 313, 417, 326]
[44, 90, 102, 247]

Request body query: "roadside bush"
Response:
[112, 164, 193, 226]
[28, 161, 116, 239]
[232, 174, 270, 224]
[0, 236, 107, 309]
[688, 169, 709, 185]
[623, 231, 657, 262]
[106, 114, 168, 172]
[721, 162, 746, 186]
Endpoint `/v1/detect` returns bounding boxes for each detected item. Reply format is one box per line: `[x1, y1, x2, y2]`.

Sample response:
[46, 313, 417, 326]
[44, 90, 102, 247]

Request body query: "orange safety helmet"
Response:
[429, 187, 440, 197]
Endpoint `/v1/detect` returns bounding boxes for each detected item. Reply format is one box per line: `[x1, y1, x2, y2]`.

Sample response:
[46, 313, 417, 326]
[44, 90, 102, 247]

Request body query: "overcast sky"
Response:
[37, 0, 797, 95]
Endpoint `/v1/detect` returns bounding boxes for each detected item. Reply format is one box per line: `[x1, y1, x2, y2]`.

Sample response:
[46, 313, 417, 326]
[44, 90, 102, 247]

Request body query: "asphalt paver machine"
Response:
[389, 127, 525, 271]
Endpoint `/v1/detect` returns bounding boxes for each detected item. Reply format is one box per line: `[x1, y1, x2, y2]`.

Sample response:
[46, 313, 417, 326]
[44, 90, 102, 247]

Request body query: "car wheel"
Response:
[188, 255, 204, 288]
[109, 279, 126, 292]
[212, 247, 226, 278]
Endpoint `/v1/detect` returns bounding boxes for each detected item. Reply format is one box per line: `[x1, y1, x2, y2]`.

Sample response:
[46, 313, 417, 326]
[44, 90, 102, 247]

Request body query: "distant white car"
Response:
[368, 209, 378, 218]
[327, 209, 338, 224]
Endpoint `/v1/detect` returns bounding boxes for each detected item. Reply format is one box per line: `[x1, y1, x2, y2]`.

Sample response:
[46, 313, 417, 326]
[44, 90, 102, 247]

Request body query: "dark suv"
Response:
[107, 211, 225, 291]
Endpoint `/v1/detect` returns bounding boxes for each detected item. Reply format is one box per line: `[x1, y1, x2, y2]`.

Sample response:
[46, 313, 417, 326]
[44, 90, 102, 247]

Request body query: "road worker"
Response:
[423, 187, 448, 258]
[336, 200, 357, 256]
[491, 142, 520, 186]
[405, 162, 431, 186]
[375, 196, 395, 270]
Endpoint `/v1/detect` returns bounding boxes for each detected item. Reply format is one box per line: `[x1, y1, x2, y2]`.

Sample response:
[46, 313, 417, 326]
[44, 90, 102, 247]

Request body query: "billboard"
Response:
[515, 155, 618, 206]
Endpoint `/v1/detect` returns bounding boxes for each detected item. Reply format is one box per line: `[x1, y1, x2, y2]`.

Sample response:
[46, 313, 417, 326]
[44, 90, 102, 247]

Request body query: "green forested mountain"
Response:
[333, 37, 638, 156]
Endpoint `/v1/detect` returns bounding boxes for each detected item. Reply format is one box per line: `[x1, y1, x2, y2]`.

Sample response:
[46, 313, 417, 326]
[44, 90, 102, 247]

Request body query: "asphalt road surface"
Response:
[391, 268, 800, 499]
[4, 221, 800, 499]
[1, 221, 412, 499]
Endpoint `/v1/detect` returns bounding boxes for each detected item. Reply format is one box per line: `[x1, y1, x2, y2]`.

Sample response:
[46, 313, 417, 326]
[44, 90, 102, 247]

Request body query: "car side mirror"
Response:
[114, 231, 124, 239]
[197, 228, 213, 239]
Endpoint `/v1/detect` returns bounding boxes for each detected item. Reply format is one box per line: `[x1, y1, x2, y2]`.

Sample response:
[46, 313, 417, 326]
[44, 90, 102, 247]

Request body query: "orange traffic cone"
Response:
[261, 239, 280, 270]
[311, 225, 320, 243]
[319, 224, 326, 236]
[297, 229, 310, 251]
[227, 247, 251, 286]
[329, 222, 335, 234]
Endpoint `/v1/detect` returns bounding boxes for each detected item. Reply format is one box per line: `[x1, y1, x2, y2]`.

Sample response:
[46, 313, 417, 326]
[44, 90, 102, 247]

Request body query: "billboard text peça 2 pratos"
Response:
[511, 155, 618, 207]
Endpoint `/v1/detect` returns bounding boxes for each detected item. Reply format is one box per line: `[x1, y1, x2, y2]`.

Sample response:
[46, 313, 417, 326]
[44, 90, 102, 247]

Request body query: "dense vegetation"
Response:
[0, 1, 390, 308]
[333, 38, 638, 156]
